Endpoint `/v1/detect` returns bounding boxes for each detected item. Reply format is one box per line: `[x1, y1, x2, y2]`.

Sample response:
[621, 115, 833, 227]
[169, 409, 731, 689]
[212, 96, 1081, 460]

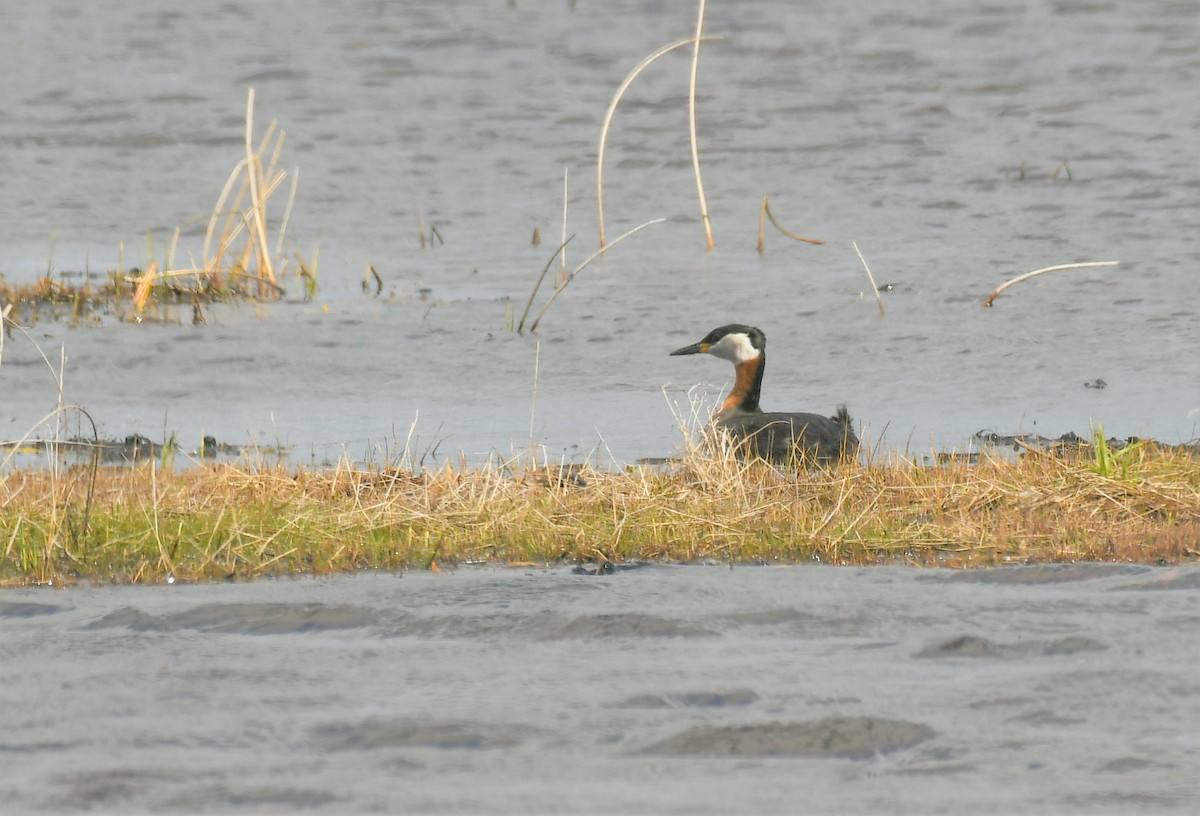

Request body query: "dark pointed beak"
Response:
[670, 341, 706, 356]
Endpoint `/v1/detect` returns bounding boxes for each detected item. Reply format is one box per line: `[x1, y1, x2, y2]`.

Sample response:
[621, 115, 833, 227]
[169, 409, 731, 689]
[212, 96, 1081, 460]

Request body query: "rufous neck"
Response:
[717, 355, 764, 415]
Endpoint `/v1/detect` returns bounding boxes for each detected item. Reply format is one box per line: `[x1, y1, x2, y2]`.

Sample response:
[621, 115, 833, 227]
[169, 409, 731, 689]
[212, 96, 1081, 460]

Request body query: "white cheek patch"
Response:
[708, 332, 759, 363]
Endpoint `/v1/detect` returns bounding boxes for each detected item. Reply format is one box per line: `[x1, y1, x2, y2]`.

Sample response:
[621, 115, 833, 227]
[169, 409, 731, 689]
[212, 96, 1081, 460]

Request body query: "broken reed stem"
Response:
[758, 196, 824, 252]
[757, 197, 767, 253]
[134, 268, 287, 297]
[596, 34, 721, 247]
[853, 241, 885, 316]
[166, 227, 181, 274]
[529, 339, 541, 445]
[132, 262, 158, 313]
[276, 166, 299, 258]
[528, 218, 666, 333]
[197, 90, 291, 298]
[203, 158, 249, 268]
[364, 263, 383, 297]
[0, 304, 11, 370]
[982, 261, 1120, 307]
[517, 236, 575, 335]
[561, 166, 569, 283]
[244, 88, 275, 285]
[689, 0, 714, 251]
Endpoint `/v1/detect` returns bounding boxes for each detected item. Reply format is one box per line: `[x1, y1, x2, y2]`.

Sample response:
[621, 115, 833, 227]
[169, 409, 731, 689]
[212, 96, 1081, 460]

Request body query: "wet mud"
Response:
[1, 433, 279, 467]
[3, 564, 1198, 814]
[644, 717, 936, 759]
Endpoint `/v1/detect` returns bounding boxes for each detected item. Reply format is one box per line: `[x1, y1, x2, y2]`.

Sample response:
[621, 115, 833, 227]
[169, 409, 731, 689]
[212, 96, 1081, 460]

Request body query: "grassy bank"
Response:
[2, 441, 1197, 586]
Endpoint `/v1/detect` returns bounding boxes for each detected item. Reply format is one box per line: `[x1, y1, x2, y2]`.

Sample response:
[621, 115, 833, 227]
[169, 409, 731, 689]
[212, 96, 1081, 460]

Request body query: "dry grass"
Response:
[0, 88, 298, 326]
[2, 441, 1197, 586]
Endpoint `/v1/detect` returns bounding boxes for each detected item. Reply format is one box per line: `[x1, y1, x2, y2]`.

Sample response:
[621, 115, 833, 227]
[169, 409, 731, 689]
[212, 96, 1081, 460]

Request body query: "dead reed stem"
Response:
[595, 34, 720, 247]
[757, 196, 824, 252]
[244, 88, 275, 285]
[853, 241, 885, 316]
[517, 236, 574, 335]
[983, 261, 1119, 307]
[689, 0, 715, 251]
[192, 88, 292, 301]
[132, 262, 158, 313]
[527, 218, 666, 333]
[560, 166, 569, 282]
[276, 166, 300, 257]
[0, 304, 12, 369]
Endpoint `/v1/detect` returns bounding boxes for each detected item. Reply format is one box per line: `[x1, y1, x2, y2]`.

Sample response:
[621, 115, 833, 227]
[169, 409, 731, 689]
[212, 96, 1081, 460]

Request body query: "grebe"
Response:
[670, 324, 859, 464]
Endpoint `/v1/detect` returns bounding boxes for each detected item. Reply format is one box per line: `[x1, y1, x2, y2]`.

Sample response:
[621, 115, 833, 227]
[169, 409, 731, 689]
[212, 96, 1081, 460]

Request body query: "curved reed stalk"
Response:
[689, 0, 714, 251]
[853, 241, 885, 316]
[596, 34, 720, 247]
[517, 236, 575, 335]
[757, 195, 824, 252]
[982, 261, 1119, 307]
[528, 218, 666, 333]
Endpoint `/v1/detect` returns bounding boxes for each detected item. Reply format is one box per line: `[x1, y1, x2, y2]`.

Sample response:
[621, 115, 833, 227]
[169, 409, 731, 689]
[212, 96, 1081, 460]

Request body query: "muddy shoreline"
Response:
[3, 564, 1197, 814]
[4, 427, 1196, 473]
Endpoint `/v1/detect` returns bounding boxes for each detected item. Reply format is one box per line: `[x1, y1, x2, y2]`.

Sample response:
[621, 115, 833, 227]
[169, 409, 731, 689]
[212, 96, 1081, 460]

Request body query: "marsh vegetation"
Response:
[3, 432, 1197, 586]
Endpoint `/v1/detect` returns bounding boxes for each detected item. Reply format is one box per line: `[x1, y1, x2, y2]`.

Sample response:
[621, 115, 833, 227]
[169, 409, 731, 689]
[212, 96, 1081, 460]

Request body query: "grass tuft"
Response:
[2, 441, 1197, 586]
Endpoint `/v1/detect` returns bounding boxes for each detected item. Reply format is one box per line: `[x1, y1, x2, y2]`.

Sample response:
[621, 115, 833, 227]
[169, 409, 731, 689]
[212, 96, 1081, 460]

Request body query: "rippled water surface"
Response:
[2, 6, 1198, 812]
[3, 564, 1199, 814]
[1, 0, 1197, 464]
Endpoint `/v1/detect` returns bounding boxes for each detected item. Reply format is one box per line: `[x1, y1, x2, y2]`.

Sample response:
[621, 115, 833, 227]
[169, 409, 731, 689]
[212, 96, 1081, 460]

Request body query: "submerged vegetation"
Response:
[0, 88, 302, 327]
[2, 437, 1197, 586]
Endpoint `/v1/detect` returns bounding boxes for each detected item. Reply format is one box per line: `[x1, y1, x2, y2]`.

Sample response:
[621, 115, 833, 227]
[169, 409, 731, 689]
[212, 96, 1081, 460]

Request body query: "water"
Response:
[0, 0, 1196, 466]
[3, 6, 1198, 812]
[2, 564, 1198, 813]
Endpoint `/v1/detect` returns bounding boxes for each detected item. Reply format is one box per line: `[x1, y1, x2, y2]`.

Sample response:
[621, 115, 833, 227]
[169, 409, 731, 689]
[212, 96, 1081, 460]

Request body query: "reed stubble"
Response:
[3, 444, 1196, 586]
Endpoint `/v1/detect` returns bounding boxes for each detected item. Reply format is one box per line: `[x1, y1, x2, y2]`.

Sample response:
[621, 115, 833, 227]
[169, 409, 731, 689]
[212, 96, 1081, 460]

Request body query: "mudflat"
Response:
[2, 564, 1197, 813]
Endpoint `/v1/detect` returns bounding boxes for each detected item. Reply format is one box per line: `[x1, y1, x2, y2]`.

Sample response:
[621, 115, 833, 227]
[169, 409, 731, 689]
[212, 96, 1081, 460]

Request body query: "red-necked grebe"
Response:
[670, 323, 859, 464]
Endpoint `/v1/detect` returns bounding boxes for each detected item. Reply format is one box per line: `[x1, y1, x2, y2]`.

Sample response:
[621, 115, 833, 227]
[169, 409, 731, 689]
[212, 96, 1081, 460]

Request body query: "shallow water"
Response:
[0, 0, 1197, 465]
[2, 564, 1198, 814]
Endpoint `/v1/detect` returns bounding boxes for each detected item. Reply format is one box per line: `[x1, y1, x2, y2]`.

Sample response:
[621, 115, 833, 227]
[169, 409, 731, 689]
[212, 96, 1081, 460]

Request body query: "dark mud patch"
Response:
[1096, 756, 1170, 773]
[380, 610, 556, 639]
[1009, 708, 1085, 727]
[925, 563, 1151, 585]
[723, 607, 871, 637]
[973, 430, 1200, 458]
[0, 600, 69, 618]
[613, 689, 760, 709]
[1114, 569, 1200, 591]
[50, 767, 171, 811]
[87, 602, 381, 634]
[163, 784, 342, 811]
[313, 719, 529, 751]
[723, 607, 809, 627]
[916, 634, 1106, 658]
[917, 634, 1003, 658]
[1, 433, 271, 466]
[546, 613, 717, 639]
[570, 559, 656, 575]
[644, 717, 935, 759]
[1065, 791, 1195, 810]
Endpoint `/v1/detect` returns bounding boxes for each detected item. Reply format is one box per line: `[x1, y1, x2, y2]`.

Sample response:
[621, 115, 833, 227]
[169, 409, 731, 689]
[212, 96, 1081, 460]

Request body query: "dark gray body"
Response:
[718, 406, 858, 464]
